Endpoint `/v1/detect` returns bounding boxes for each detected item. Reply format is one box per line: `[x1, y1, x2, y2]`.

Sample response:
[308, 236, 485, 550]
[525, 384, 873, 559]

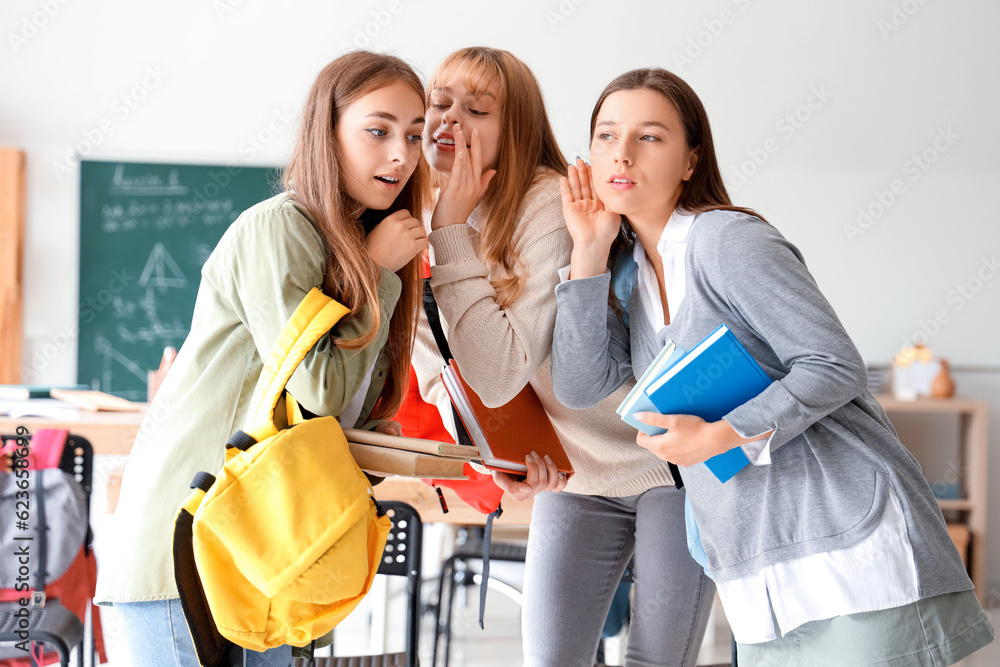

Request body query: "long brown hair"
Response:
[429, 47, 567, 308]
[589, 68, 765, 278]
[282, 51, 428, 420]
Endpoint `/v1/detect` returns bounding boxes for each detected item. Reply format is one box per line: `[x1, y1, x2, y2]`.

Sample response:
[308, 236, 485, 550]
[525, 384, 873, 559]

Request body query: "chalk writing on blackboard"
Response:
[79, 160, 281, 398]
[108, 163, 188, 196]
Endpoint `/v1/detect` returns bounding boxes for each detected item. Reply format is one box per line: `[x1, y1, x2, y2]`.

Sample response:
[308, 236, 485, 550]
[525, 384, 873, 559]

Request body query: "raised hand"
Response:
[559, 158, 621, 279]
[430, 122, 497, 231]
[366, 209, 428, 272]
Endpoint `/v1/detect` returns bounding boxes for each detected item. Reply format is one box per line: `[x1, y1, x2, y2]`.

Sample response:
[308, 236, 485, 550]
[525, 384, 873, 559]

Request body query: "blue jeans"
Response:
[115, 599, 292, 667]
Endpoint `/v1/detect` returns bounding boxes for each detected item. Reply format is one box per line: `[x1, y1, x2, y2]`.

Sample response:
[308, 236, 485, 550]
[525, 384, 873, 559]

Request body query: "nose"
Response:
[441, 105, 461, 126]
[614, 148, 632, 166]
[388, 136, 410, 164]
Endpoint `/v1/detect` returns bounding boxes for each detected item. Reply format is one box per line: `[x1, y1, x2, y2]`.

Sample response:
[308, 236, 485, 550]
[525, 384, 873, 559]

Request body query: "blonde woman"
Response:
[412, 47, 714, 667]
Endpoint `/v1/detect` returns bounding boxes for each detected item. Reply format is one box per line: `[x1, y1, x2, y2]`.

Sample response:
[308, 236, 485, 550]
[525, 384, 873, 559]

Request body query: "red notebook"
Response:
[440, 359, 573, 476]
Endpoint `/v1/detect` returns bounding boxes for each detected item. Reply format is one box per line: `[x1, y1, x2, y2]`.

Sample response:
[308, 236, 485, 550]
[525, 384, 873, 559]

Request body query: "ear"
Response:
[682, 148, 698, 182]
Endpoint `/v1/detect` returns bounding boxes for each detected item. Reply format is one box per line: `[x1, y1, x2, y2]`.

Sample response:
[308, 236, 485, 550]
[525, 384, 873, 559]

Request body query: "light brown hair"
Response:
[283, 51, 428, 420]
[429, 47, 567, 308]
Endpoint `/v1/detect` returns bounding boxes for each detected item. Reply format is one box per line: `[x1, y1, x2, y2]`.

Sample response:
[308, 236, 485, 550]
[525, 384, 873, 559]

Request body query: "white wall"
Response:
[3, 0, 1000, 593]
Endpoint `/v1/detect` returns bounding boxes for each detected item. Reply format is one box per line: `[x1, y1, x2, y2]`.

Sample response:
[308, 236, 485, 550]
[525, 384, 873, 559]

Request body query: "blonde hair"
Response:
[429, 47, 566, 308]
[282, 51, 429, 420]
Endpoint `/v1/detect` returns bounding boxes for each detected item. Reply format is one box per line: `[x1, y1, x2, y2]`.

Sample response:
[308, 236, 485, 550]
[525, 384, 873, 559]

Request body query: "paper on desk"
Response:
[0, 398, 81, 421]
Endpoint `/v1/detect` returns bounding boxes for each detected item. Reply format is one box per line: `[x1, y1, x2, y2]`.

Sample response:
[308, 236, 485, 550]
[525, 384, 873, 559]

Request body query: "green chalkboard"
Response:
[78, 160, 282, 399]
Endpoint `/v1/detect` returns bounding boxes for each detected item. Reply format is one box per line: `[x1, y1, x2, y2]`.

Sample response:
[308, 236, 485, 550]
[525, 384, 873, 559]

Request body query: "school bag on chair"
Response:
[0, 429, 109, 667]
[172, 287, 392, 667]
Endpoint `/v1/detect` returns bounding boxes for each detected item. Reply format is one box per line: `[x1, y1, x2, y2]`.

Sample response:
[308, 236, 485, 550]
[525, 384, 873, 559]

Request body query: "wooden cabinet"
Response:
[875, 395, 988, 603]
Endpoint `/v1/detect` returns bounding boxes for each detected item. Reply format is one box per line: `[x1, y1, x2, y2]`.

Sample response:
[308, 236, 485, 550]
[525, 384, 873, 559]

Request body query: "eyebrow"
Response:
[597, 120, 671, 131]
[364, 111, 425, 125]
[432, 86, 497, 101]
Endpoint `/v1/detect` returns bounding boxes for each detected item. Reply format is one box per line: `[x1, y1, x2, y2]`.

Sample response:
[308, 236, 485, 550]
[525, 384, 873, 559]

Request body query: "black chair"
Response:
[430, 527, 534, 667]
[293, 500, 423, 667]
[0, 603, 84, 666]
[0, 433, 95, 667]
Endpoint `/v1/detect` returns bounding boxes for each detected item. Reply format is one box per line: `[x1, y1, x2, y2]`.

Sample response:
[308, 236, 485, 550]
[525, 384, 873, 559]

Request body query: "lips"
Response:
[430, 132, 456, 153]
[608, 173, 636, 191]
[374, 174, 401, 187]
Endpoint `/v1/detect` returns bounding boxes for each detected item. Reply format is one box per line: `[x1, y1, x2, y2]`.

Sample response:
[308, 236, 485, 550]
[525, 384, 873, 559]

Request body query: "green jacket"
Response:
[95, 192, 401, 604]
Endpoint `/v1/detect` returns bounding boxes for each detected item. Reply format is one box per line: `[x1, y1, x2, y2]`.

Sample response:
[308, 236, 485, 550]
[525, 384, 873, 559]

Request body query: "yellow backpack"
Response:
[172, 288, 391, 665]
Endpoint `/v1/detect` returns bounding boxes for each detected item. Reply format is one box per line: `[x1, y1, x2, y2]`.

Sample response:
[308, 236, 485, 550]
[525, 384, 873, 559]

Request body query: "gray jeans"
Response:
[522, 486, 715, 667]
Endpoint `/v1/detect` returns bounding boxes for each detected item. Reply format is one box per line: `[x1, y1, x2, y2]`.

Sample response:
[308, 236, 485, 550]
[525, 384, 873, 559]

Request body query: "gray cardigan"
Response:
[551, 209, 973, 596]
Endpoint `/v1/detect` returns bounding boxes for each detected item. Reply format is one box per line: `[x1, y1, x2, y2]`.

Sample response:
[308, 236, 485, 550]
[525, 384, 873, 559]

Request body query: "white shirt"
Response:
[632, 208, 695, 328]
[632, 211, 775, 464]
[631, 209, 922, 644]
[338, 357, 378, 429]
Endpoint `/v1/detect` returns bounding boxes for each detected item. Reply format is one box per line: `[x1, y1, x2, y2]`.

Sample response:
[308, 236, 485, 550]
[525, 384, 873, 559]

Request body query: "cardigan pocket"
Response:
[691, 448, 890, 579]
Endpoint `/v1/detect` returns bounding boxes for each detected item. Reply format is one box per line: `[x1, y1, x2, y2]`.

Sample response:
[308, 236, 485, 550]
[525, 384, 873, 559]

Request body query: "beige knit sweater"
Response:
[413, 171, 675, 497]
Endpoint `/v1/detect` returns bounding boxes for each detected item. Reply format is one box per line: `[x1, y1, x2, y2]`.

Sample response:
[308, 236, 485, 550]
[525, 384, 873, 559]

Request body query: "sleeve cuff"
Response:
[557, 264, 572, 282]
[428, 224, 479, 264]
[734, 427, 775, 466]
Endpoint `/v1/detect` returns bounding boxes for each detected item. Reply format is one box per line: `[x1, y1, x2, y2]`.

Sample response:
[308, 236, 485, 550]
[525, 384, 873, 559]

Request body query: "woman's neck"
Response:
[629, 199, 678, 264]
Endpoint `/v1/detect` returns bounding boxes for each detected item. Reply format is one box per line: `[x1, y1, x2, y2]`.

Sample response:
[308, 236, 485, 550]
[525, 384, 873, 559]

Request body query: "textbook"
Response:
[440, 359, 573, 476]
[342, 428, 477, 460]
[642, 325, 772, 483]
[0, 398, 80, 421]
[347, 441, 469, 479]
[617, 339, 685, 435]
[0, 384, 87, 400]
[49, 389, 143, 412]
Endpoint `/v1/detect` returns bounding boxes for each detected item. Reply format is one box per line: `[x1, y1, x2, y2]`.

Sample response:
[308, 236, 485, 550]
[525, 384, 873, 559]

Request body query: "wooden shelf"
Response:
[874, 394, 987, 414]
[875, 395, 988, 604]
[937, 499, 974, 512]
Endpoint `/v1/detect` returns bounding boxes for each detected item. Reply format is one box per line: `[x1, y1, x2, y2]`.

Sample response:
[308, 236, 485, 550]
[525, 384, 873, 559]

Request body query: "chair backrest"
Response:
[374, 501, 421, 667]
[377, 502, 422, 578]
[58, 434, 93, 523]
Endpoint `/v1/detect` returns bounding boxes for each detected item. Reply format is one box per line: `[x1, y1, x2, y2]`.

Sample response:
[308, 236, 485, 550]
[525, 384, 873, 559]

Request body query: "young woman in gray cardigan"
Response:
[551, 68, 993, 665]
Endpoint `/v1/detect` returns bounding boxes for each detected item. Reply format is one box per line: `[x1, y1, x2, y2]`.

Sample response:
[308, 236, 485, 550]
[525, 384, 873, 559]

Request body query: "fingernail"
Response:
[559, 473, 568, 480]
[544, 455, 553, 465]
[473, 128, 479, 135]
[519, 485, 531, 494]
[633, 412, 647, 420]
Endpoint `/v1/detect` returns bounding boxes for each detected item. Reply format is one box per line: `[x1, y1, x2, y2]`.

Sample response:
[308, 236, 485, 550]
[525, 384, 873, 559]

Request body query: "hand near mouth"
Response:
[366, 209, 428, 272]
[560, 158, 621, 279]
[430, 122, 497, 231]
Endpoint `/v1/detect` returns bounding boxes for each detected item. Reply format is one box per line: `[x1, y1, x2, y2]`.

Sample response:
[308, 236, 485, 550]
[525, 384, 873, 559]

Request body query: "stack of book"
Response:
[617, 325, 772, 483]
[343, 428, 477, 480]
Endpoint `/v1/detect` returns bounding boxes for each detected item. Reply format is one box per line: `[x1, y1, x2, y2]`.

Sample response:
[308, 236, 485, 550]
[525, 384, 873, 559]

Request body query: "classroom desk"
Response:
[0, 408, 145, 455]
[373, 477, 534, 526]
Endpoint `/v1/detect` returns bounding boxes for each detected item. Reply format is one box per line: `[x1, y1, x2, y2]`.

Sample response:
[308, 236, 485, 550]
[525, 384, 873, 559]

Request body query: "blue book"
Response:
[643, 325, 772, 483]
[617, 339, 686, 436]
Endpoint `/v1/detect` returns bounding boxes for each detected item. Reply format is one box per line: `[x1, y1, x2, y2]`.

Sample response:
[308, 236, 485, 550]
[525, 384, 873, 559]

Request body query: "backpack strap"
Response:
[423, 276, 503, 629]
[34, 469, 48, 598]
[242, 288, 350, 442]
[610, 247, 684, 489]
[611, 246, 637, 329]
[422, 278, 475, 451]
